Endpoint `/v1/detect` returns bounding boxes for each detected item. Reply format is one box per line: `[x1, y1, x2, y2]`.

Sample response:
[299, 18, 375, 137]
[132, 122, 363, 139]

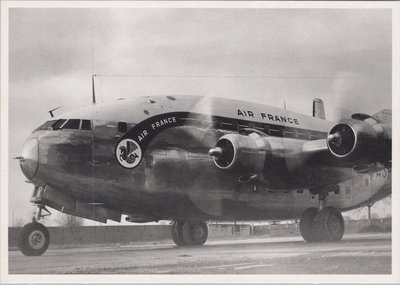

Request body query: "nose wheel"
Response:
[18, 201, 51, 256]
[18, 222, 50, 256]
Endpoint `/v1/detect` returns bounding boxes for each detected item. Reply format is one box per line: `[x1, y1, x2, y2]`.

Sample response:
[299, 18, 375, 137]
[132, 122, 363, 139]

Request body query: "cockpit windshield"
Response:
[33, 119, 92, 132]
[52, 119, 67, 130]
[34, 120, 57, 131]
[62, 119, 80, 129]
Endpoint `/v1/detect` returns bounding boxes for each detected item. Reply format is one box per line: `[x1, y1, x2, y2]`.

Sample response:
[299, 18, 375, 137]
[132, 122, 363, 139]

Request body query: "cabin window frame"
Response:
[52, 119, 67, 130]
[61, 119, 81, 130]
[81, 119, 92, 131]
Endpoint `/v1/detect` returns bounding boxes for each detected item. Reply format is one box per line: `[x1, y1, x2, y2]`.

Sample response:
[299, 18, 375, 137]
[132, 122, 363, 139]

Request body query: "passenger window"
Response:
[81, 120, 92, 131]
[62, 119, 81, 130]
[270, 128, 283, 137]
[118, 122, 128, 133]
[52, 119, 66, 130]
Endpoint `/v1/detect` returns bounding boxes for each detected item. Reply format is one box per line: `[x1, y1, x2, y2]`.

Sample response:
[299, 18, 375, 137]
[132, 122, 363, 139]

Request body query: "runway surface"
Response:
[9, 233, 391, 274]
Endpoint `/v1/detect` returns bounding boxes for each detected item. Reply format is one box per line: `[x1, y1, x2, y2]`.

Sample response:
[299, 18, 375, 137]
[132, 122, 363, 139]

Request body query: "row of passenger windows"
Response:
[34, 119, 92, 132]
[196, 117, 326, 141]
[114, 117, 326, 140]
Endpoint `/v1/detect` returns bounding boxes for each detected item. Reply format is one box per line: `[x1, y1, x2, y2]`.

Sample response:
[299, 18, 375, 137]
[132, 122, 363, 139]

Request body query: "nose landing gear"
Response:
[18, 190, 52, 256]
[171, 221, 208, 246]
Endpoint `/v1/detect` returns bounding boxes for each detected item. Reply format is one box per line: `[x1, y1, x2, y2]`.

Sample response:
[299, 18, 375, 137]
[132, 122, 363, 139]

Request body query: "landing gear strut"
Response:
[18, 189, 51, 256]
[171, 221, 208, 246]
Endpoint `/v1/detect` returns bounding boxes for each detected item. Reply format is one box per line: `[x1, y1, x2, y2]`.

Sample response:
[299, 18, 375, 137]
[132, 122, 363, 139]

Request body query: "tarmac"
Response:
[8, 232, 391, 274]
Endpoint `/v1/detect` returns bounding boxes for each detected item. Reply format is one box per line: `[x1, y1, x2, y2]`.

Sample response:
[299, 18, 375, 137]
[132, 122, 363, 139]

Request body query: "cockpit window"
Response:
[52, 119, 67, 130]
[81, 120, 92, 130]
[62, 119, 80, 130]
[33, 119, 93, 132]
[34, 120, 57, 131]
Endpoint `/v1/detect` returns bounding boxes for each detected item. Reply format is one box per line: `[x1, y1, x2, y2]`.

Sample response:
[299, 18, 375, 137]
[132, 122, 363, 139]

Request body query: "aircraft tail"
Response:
[372, 109, 392, 126]
[312, 98, 325, 120]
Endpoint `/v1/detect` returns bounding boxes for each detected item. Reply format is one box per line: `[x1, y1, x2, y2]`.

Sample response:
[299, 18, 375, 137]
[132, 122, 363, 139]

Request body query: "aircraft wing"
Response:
[207, 109, 391, 189]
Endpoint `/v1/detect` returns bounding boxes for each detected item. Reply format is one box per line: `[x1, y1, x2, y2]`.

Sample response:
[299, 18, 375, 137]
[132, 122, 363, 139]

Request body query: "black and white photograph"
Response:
[0, 1, 398, 282]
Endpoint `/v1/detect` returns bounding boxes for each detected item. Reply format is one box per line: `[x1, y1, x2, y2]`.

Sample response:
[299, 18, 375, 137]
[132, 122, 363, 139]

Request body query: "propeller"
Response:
[182, 95, 227, 217]
[184, 95, 222, 148]
[329, 73, 360, 122]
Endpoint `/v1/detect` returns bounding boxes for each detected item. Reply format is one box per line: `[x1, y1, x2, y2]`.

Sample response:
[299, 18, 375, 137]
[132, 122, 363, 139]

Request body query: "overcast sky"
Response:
[8, 8, 392, 224]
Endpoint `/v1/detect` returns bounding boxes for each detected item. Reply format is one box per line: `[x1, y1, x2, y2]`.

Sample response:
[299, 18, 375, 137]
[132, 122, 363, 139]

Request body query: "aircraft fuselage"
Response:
[21, 96, 391, 223]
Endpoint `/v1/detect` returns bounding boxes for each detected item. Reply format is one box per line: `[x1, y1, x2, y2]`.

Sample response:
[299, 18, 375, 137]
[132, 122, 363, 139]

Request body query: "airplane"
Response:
[15, 94, 391, 256]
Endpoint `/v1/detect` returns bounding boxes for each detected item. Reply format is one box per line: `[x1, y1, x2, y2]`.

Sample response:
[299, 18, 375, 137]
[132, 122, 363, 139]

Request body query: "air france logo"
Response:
[116, 139, 142, 169]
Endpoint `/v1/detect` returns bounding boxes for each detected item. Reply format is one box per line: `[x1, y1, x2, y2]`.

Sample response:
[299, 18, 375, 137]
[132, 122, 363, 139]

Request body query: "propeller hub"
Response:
[327, 123, 356, 157]
[208, 147, 223, 159]
[328, 132, 342, 147]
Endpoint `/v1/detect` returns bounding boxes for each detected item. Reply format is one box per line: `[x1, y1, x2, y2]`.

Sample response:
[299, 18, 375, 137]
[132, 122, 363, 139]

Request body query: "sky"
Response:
[7, 8, 392, 225]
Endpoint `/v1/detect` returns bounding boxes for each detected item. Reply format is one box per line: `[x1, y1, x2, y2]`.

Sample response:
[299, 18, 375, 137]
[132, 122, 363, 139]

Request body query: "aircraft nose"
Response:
[19, 138, 39, 180]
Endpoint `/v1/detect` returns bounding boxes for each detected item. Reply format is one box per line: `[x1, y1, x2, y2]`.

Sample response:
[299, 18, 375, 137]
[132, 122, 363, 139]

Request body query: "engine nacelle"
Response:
[208, 133, 270, 173]
[327, 118, 391, 164]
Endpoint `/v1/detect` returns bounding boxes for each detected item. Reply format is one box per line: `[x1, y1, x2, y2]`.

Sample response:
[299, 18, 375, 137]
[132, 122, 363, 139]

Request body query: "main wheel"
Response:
[299, 207, 321, 243]
[171, 221, 208, 246]
[171, 221, 185, 246]
[18, 222, 50, 256]
[315, 207, 344, 242]
[190, 222, 208, 245]
[182, 222, 208, 246]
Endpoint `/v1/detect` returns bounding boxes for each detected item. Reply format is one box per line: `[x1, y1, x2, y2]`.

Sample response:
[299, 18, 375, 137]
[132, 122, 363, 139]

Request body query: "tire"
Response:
[18, 222, 50, 256]
[299, 207, 321, 243]
[182, 222, 195, 245]
[171, 221, 185, 246]
[171, 221, 208, 246]
[188, 222, 208, 246]
[315, 207, 344, 242]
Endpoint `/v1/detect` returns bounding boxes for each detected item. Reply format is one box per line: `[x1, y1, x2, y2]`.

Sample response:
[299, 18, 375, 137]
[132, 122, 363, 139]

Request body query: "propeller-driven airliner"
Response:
[15, 94, 391, 256]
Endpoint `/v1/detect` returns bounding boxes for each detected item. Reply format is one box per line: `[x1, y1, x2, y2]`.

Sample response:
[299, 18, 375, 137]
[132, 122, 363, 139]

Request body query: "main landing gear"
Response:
[300, 202, 344, 243]
[18, 202, 51, 256]
[171, 221, 208, 246]
[300, 206, 344, 242]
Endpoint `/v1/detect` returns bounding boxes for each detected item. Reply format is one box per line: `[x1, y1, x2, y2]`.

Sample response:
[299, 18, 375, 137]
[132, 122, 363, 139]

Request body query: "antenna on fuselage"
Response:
[92, 74, 96, 104]
[48, 106, 62, 118]
[90, 14, 96, 105]
[283, 101, 287, 110]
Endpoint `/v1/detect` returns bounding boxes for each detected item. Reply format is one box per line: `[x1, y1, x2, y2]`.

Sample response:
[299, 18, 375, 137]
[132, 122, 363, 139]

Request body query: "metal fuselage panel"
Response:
[28, 96, 391, 221]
